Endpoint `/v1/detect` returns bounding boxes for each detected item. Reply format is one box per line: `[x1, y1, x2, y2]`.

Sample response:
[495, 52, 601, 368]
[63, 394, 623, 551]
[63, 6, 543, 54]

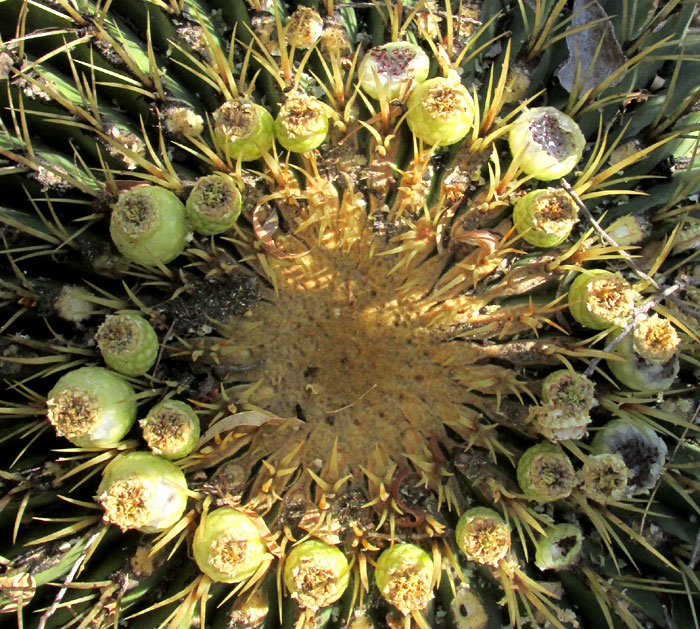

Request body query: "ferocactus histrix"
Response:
[0, 1, 699, 627]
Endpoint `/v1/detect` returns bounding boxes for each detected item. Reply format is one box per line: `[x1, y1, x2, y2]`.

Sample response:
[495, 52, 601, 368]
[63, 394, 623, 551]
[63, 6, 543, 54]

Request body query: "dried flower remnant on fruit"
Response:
[100, 479, 154, 531]
[96, 311, 159, 376]
[193, 508, 271, 583]
[319, 21, 351, 58]
[529, 370, 595, 441]
[358, 42, 430, 100]
[534, 523, 583, 570]
[509, 107, 585, 180]
[275, 93, 329, 153]
[606, 315, 680, 391]
[542, 370, 596, 412]
[286, 7, 323, 49]
[251, 13, 280, 56]
[283, 539, 350, 610]
[579, 453, 628, 503]
[46, 366, 137, 448]
[592, 419, 667, 494]
[140, 400, 200, 460]
[527, 405, 591, 442]
[513, 188, 577, 247]
[455, 507, 510, 566]
[568, 270, 636, 329]
[517, 443, 576, 502]
[374, 544, 434, 615]
[110, 186, 189, 266]
[632, 314, 680, 363]
[213, 99, 275, 161]
[186, 173, 242, 235]
[406, 77, 474, 146]
[97, 452, 188, 532]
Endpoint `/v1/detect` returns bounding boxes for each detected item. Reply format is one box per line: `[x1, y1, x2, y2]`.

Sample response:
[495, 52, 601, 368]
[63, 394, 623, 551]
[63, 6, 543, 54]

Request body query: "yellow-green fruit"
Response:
[110, 186, 188, 266]
[46, 366, 137, 448]
[275, 93, 329, 153]
[96, 311, 159, 376]
[193, 508, 271, 583]
[186, 173, 242, 235]
[406, 77, 474, 146]
[374, 543, 434, 615]
[358, 42, 430, 100]
[509, 107, 585, 180]
[517, 443, 576, 502]
[283, 539, 350, 610]
[512, 187, 577, 247]
[140, 400, 200, 460]
[213, 99, 275, 161]
[568, 270, 636, 329]
[534, 523, 583, 570]
[455, 507, 510, 566]
[97, 452, 188, 532]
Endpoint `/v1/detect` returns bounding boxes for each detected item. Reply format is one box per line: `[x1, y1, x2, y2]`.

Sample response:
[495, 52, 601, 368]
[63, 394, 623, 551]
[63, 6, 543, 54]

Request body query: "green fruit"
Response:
[568, 270, 636, 330]
[512, 188, 577, 247]
[534, 523, 583, 570]
[517, 443, 576, 502]
[213, 99, 276, 161]
[193, 508, 271, 583]
[275, 93, 329, 153]
[97, 452, 189, 532]
[186, 173, 242, 235]
[374, 543, 434, 615]
[406, 77, 474, 146]
[358, 42, 430, 100]
[509, 107, 585, 180]
[140, 399, 200, 460]
[455, 506, 510, 566]
[283, 539, 350, 610]
[110, 186, 189, 265]
[96, 311, 159, 376]
[46, 367, 137, 448]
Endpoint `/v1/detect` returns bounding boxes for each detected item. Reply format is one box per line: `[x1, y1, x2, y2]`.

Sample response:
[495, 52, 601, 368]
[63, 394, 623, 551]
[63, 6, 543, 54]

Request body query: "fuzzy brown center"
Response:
[280, 97, 324, 137]
[290, 561, 343, 609]
[215, 101, 258, 138]
[209, 532, 257, 578]
[633, 315, 680, 362]
[425, 86, 468, 119]
[382, 564, 433, 615]
[531, 192, 576, 234]
[142, 410, 188, 453]
[99, 479, 153, 530]
[112, 190, 157, 240]
[96, 316, 139, 354]
[587, 277, 635, 322]
[459, 518, 510, 565]
[46, 389, 99, 438]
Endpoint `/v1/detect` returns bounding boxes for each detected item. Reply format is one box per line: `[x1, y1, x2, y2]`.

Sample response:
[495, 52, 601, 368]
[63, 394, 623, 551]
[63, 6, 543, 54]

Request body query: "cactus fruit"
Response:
[1, 1, 699, 628]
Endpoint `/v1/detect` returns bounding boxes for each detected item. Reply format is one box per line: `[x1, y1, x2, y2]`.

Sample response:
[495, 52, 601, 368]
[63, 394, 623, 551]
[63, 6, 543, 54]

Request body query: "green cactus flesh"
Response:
[0, 1, 699, 628]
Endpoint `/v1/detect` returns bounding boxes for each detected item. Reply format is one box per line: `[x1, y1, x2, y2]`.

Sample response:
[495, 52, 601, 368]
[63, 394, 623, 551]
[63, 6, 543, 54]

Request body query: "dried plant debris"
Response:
[557, 0, 627, 95]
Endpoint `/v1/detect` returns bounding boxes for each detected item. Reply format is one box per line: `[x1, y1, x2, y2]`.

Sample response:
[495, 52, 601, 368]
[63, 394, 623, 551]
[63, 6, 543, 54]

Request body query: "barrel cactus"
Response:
[1, 1, 699, 627]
